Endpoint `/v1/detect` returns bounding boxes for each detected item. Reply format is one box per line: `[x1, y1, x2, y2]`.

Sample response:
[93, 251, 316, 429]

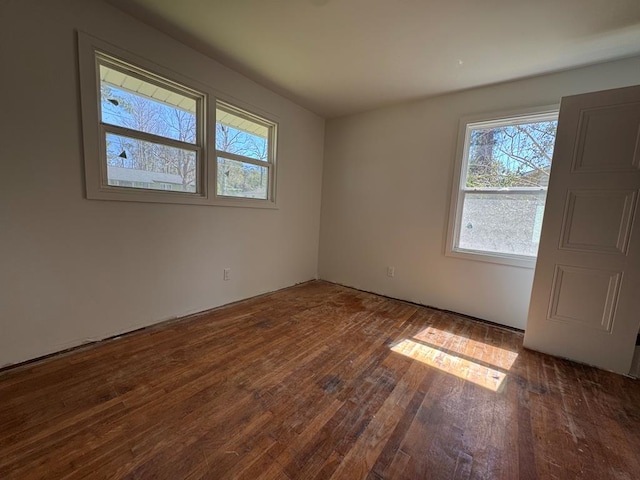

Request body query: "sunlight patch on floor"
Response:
[391, 329, 518, 392]
[414, 326, 519, 370]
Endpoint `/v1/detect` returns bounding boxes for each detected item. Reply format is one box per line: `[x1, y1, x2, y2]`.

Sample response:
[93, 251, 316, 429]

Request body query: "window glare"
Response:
[100, 64, 197, 144]
[459, 192, 546, 256]
[214, 102, 276, 202]
[216, 107, 269, 162]
[466, 120, 557, 189]
[449, 110, 558, 265]
[217, 157, 268, 199]
[106, 132, 196, 193]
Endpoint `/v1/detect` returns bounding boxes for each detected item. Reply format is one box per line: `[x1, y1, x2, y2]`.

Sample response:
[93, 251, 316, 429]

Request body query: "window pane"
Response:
[106, 133, 197, 193]
[217, 157, 268, 199]
[216, 107, 269, 161]
[466, 120, 557, 188]
[458, 193, 546, 257]
[100, 64, 197, 144]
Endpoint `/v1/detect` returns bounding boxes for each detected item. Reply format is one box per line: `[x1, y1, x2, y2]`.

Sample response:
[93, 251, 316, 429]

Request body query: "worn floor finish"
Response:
[1, 281, 639, 479]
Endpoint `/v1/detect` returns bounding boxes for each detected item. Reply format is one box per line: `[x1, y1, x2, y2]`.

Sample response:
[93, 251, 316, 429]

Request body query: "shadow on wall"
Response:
[631, 344, 640, 379]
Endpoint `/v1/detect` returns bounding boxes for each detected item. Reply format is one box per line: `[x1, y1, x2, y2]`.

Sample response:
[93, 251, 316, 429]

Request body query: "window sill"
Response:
[87, 186, 278, 209]
[212, 196, 278, 209]
[445, 248, 537, 269]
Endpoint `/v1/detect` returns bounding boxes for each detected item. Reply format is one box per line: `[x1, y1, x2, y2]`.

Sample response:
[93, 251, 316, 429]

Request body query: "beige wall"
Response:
[319, 56, 640, 329]
[0, 0, 325, 367]
[2, 0, 639, 368]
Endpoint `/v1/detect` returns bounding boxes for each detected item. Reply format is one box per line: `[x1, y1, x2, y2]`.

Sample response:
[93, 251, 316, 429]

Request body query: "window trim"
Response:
[445, 105, 559, 268]
[78, 31, 279, 208]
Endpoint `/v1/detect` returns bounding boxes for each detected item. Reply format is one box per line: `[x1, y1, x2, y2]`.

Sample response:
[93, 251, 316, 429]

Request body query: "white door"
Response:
[524, 85, 640, 375]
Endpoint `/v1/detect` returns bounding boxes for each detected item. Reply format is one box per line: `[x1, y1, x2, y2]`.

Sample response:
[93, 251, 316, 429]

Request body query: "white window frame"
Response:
[78, 32, 278, 208]
[446, 106, 559, 268]
[214, 100, 278, 206]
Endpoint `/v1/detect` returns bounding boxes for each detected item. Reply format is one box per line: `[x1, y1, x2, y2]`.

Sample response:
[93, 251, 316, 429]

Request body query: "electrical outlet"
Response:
[223, 268, 231, 281]
[387, 266, 395, 278]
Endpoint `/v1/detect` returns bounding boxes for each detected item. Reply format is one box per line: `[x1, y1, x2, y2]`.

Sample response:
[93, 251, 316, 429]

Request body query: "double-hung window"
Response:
[215, 102, 277, 201]
[447, 108, 558, 267]
[98, 55, 204, 196]
[78, 32, 278, 207]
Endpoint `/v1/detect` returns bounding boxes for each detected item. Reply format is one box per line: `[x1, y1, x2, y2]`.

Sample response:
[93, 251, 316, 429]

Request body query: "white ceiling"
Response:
[109, 0, 640, 118]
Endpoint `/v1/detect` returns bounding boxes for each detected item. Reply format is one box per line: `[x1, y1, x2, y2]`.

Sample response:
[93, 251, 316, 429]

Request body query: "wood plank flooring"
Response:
[1, 281, 639, 479]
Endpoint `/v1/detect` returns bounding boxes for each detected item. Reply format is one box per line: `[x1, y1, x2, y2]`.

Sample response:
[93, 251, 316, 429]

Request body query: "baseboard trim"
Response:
[0, 279, 317, 375]
[322, 280, 524, 335]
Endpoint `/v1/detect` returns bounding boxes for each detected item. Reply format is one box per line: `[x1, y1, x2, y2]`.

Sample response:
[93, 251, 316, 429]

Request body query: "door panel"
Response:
[547, 264, 621, 332]
[573, 103, 640, 172]
[560, 189, 637, 254]
[524, 85, 640, 374]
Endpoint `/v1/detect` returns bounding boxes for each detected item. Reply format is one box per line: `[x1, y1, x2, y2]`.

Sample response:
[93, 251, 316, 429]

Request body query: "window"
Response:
[78, 32, 278, 207]
[447, 108, 558, 267]
[100, 58, 202, 196]
[215, 102, 277, 201]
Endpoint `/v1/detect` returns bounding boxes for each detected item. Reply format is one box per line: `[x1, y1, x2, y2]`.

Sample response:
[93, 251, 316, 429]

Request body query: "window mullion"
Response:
[215, 150, 270, 167]
[461, 188, 547, 195]
[102, 124, 200, 152]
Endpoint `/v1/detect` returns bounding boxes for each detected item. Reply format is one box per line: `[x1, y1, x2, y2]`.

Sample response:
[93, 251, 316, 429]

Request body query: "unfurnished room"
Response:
[1, 0, 640, 479]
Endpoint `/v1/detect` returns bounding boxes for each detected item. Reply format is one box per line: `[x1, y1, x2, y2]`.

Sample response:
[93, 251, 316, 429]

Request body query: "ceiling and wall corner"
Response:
[318, 56, 640, 329]
[107, 0, 640, 118]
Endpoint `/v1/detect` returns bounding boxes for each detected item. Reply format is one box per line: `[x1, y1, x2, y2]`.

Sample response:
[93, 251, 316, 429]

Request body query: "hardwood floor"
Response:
[1, 281, 639, 479]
